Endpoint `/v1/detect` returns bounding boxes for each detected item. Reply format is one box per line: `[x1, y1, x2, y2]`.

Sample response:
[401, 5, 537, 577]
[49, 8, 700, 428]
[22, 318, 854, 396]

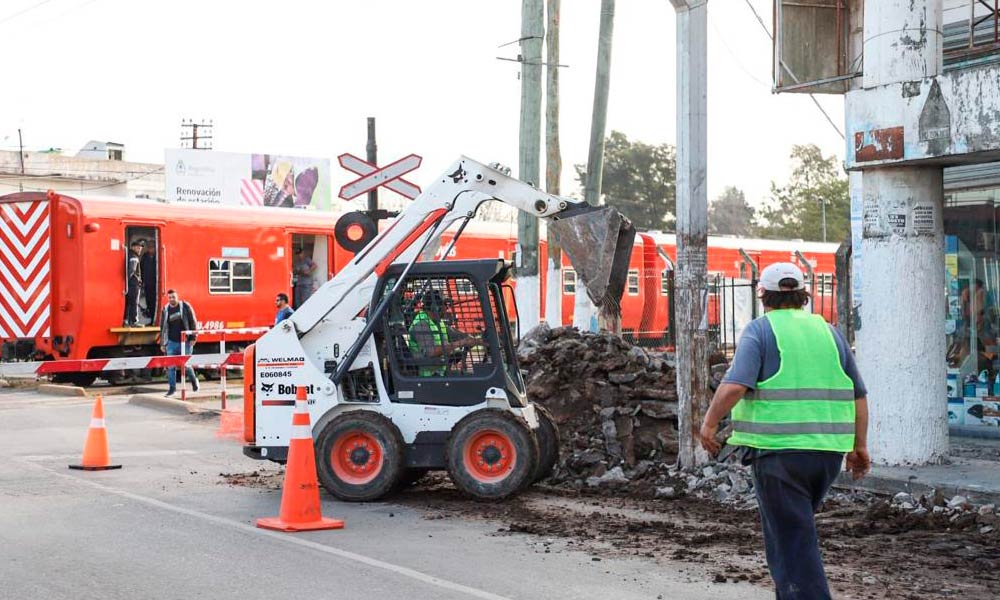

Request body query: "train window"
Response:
[208, 258, 254, 294]
[562, 269, 576, 294]
[627, 269, 639, 295]
[661, 272, 670, 296]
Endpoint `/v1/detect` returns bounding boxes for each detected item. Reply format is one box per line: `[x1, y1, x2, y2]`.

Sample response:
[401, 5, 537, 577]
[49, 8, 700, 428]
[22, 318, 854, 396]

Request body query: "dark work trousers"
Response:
[124, 281, 140, 325]
[752, 451, 844, 600]
[143, 278, 157, 319]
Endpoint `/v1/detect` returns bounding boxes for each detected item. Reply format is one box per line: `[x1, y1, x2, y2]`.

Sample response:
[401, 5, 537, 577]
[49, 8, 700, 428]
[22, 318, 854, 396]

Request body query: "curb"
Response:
[128, 393, 219, 416]
[38, 383, 87, 397]
[834, 472, 1000, 505]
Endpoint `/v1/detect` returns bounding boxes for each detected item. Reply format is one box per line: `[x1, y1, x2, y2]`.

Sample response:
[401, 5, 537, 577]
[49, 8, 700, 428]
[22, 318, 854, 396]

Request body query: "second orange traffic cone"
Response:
[69, 395, 122, 471]
[256, 386, 344, 532]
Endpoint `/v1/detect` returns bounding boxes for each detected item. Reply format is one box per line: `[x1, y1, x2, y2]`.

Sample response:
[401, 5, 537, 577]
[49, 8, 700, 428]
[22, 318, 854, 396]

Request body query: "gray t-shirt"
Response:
[722, 313, 867, 398]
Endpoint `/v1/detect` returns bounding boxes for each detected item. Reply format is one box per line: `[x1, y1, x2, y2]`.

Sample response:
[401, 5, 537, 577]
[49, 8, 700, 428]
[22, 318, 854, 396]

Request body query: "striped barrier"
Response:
[0, 352, 244, 379]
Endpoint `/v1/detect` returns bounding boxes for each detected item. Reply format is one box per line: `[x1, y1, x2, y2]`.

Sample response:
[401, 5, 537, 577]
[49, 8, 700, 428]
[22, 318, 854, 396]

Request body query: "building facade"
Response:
[0, 143, 164, 199]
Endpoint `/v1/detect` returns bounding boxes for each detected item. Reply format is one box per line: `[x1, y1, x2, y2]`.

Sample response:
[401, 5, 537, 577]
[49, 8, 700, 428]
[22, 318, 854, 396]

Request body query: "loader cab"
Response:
[373, 259, 526, 408]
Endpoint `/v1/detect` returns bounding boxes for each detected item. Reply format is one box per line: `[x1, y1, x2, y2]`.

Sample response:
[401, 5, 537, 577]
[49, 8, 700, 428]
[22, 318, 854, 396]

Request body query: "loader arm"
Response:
[288, 156, 635, 339]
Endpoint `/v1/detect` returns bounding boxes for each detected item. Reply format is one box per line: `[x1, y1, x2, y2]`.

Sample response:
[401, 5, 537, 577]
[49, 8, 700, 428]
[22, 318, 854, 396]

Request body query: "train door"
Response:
[123, 225, 160, 327]
[290, 233, 332, 309]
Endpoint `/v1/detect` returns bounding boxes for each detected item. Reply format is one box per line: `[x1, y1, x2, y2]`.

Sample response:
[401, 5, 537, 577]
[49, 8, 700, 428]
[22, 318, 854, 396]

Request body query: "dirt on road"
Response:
[395, 473, 1000, 600]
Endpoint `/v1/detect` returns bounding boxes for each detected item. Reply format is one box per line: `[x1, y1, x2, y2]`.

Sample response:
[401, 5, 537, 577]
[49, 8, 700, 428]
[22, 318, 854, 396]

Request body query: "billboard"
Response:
[165, 149, 331, 210]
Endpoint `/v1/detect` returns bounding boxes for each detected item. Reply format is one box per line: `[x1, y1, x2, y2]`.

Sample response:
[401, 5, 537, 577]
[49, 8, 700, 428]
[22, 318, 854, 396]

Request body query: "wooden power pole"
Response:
[578, 0, 616, 333]
[516, 0, 544, 332]
[671, 0, 710, 468]
[544, 0, 562, 327]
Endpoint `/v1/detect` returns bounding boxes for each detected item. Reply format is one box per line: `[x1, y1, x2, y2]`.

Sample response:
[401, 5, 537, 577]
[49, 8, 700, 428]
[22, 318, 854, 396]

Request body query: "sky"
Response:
[0, 0, 846, 210]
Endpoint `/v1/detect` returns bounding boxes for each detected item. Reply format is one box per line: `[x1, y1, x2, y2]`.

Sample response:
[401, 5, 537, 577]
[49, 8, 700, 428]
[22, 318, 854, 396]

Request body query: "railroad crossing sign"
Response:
[338, 153, 422, 201]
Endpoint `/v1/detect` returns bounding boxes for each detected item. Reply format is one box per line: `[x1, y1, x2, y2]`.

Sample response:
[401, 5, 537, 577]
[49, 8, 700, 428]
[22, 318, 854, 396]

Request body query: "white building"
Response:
[0, 142, 164, 199]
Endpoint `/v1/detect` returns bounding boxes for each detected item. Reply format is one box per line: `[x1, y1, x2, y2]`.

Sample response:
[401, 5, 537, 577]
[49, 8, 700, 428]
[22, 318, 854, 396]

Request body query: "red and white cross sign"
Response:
[338, 153, 422, 201]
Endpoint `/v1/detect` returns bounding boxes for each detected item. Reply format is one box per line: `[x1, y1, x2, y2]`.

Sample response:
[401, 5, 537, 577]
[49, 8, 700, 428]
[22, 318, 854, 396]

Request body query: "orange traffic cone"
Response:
[256, 386, 344, 532]
[69, 395, 122, 471]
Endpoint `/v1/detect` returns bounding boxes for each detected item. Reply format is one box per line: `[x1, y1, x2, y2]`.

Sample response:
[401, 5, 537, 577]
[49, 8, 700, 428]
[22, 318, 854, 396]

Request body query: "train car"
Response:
[0, 190, 841, 382]
[0, 191, 342, 384]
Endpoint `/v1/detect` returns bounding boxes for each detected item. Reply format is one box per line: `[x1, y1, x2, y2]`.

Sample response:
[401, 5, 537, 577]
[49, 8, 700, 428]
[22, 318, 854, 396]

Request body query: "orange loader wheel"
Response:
[316, 411, 404, 502]
[446, 410, 538, 501]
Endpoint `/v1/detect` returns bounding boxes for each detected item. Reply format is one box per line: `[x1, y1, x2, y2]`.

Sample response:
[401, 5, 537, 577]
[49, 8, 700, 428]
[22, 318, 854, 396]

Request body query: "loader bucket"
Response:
[549, 205, 636, 311]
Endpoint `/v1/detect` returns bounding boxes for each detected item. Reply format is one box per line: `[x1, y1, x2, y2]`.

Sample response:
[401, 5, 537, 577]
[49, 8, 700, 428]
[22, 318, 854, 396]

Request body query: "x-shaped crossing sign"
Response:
[338, 153, 422, 201]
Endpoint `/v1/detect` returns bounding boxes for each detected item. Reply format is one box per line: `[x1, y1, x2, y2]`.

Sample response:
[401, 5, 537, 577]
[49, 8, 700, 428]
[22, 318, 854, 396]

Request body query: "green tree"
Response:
[574, 131, 676, 230]
[755, 144, 849, 242]
[708, 186, 756, 236]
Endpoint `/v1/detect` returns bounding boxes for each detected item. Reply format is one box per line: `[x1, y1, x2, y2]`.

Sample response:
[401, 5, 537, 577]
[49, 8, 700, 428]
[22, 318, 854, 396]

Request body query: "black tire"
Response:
[446, 410, 538, 501]
[315, 411, 405, 502]
[51, 372, 97, 387]
[531, 404, 560, 483]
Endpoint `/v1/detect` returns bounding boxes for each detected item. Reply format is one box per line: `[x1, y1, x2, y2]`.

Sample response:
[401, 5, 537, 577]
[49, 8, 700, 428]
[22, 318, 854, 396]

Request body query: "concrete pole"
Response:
[856, 168, 947, 464]
[671, 0, 709, 469]
[854, 0, 948, 465]
[544, 0, 563, 328]
[575, 0, 616, 333]
[516, 0, 544, 332]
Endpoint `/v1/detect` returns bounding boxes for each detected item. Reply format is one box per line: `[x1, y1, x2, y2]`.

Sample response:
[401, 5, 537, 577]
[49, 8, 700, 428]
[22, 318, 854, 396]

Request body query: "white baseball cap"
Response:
[758, 262, 805, 292]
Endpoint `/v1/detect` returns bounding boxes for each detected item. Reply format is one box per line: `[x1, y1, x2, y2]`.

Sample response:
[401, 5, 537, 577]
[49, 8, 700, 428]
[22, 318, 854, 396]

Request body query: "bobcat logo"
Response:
[260, 383, 274, 394]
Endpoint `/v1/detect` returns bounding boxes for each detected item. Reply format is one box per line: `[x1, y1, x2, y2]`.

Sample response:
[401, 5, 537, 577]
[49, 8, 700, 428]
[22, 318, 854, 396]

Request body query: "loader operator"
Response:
[408, 290, 479, 377]
[698, 262, 870, 600]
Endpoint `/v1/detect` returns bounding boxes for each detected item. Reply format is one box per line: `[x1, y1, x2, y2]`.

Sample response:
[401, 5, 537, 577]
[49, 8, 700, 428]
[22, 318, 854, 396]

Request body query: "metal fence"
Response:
[620, 271, 840, 354]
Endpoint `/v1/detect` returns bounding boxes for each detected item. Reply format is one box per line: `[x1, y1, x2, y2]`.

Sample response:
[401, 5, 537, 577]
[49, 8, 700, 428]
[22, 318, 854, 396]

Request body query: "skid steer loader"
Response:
[242, 157, 635, 501]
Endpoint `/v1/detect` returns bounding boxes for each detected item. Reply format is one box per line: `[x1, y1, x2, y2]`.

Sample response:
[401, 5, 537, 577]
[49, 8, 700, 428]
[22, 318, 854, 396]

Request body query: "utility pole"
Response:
[516, 0, 544, 332]
[17, 128, 24, 192]
[577, 0, 616, 333]
[544, 0, 562, 328]
[367, 117, 379, 215]
[670, 0, 709, 469]
[820, 196, 828, 243]
[180, 119, 214, 150]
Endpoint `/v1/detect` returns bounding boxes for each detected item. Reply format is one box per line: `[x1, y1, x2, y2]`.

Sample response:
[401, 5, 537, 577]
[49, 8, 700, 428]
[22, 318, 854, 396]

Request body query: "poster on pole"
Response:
[165, 149, 331, 210]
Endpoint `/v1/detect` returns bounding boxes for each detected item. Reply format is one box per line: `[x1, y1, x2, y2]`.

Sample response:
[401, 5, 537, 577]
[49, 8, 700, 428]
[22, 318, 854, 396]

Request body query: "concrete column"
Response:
[856, 166, 948, 465]
[863, 0, 940, 88]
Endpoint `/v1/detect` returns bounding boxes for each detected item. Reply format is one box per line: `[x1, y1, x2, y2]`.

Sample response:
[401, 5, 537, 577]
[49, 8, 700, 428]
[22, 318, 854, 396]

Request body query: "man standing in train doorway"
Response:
[159, 289, 200, 397]
[698, 262, 870, 600]
[123, 239, 144, 327]
[293, 246, 317, 308]
[140, 241, 158, 322]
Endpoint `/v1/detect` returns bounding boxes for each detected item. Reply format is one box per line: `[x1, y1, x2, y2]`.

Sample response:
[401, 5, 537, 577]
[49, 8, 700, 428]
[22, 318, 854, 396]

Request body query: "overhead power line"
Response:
[0, 0, 57, 27]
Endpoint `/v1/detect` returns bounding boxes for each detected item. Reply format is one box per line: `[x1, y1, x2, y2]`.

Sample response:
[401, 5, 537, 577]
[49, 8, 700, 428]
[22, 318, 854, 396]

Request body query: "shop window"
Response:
[562, 269, 576, 294]
[627, 269, 640, 295]
[209, 258, 254, 294]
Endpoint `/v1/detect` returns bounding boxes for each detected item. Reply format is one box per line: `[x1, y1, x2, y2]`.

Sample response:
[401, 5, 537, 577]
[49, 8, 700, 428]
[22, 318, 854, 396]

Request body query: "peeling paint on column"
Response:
[855, 127, 905, 162]
[918, 80, 951, 155]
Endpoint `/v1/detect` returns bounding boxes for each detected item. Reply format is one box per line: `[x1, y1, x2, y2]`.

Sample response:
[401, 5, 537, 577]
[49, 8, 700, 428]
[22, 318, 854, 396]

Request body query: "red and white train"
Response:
[0, 191, 838, 383]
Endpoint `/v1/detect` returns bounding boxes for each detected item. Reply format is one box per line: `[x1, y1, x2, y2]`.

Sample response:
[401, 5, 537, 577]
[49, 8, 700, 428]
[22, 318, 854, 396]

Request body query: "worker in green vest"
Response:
[699, 262, 870, 600]
[408, 290, 479, 376]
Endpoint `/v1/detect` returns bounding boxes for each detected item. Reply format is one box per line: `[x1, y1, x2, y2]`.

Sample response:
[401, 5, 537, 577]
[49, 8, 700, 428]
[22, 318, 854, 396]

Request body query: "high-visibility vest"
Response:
[408, 311, 449, 376]
[728, 309, 856, 452]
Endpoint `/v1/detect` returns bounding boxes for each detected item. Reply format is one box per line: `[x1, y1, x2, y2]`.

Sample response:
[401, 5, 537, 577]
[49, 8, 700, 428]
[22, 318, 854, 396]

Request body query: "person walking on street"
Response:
[140, 242, 158, 321]
[293, 247, 317, 308]
[274, 292, 294, 325]
[159, 289, 200, 397]
[123, 240, 143, 327]
[699, 262, 870, 600]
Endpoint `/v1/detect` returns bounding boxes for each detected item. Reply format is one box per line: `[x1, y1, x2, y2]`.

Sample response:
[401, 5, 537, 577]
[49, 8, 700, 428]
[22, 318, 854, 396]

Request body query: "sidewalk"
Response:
[127, 381, 241, 415]
[837, 436, 1000, 505]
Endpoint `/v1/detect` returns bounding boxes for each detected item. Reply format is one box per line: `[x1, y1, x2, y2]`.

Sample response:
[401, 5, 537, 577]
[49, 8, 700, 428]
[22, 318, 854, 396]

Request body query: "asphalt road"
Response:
[0, 388, 770, 600]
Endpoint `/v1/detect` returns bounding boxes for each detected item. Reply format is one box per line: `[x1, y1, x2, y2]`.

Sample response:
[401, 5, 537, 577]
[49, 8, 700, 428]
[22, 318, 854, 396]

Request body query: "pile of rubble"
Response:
[518, 324, 679, 493]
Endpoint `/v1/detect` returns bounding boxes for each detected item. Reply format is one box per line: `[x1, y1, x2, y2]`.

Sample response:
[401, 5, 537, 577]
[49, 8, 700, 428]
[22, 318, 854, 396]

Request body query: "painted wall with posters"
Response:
[165, 148, 331, 210]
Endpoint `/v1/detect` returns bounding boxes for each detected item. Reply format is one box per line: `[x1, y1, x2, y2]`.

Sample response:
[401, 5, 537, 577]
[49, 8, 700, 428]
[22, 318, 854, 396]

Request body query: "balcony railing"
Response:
[944, 0, 1000, 66]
